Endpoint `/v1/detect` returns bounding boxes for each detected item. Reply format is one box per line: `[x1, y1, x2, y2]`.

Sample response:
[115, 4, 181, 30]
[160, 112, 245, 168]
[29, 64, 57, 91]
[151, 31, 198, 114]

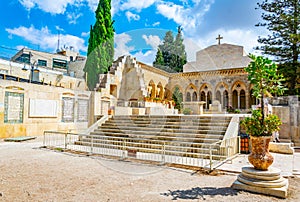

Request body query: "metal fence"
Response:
[43, 130, 240, 171]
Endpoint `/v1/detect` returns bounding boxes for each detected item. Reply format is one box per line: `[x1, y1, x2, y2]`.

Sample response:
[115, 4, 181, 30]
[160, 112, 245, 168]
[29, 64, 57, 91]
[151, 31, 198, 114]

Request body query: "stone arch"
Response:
[200, 83, 213, 92]
[200, 91, 206, 102]
[215, 82, 229, 109]
[199, 83, 213, 109]
[240, 89, 246, 109]
[231, 81, 246, 92]
[148, 80, 156, 99]
[186, 92, 191, 101]
[164, 84, 172, 100]
[185, 83, 197, 102]
[224, 90, 229, 109]
[216, 91, 221, 102]
[157, 82, 164, 99]
[232, 90, 238, 109]
[171, 85, 184, 95]
[192, 91, 197, 101]
[231, 81, 247, 109]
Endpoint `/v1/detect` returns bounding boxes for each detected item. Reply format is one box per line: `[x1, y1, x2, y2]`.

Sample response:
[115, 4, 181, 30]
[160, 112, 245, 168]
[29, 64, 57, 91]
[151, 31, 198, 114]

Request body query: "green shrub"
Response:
[183, 108, 192, 115]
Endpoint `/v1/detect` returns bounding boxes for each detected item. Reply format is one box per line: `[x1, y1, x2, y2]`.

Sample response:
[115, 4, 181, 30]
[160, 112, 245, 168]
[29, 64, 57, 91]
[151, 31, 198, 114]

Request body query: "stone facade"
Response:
[0, 58, 87, 90]
[97, 44, 255, 115]
[0, 79, 93, 138]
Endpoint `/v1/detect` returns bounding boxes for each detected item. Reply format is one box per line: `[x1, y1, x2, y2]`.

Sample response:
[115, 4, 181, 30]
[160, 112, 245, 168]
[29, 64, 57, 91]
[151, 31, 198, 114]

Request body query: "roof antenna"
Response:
[56, 30, 60, 53]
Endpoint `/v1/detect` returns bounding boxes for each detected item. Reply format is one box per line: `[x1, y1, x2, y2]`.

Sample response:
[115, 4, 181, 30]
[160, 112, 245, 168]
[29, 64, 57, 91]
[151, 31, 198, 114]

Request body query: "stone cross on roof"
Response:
[216, 34, 223, 45]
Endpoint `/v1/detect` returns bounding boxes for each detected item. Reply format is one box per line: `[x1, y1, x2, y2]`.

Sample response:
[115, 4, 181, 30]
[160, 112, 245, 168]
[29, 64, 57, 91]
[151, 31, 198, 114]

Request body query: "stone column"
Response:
[238, 91, 240, 109]
[245, 91, 250, 109]
[205, 94, 208, 109]
[228, 92, 232, 107]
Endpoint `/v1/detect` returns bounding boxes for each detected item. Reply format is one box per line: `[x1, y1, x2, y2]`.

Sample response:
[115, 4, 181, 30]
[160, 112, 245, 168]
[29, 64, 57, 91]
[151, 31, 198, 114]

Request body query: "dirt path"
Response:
[0, 138, 299, 202]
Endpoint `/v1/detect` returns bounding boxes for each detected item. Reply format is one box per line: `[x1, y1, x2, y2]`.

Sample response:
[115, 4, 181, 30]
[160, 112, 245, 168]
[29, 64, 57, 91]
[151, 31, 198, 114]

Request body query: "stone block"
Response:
[232, 166, 288, 199]
[232, 179, 288, 198]
[269, 142, 294, 154]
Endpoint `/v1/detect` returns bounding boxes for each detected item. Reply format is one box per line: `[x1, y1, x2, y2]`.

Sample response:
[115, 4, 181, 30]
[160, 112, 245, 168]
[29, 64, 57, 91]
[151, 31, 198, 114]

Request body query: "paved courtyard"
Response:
[0, 137, 299, 202]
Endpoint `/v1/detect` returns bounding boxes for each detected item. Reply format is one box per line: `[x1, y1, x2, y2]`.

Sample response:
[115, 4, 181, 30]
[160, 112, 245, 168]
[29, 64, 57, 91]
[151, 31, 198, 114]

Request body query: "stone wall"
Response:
[270, 96, 300, 145]
[0, 79, 92, 138]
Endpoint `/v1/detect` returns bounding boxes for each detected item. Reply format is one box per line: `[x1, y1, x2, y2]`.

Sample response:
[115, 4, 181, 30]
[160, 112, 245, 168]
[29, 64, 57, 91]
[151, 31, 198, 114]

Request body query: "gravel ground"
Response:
[0, 138, 299, 202]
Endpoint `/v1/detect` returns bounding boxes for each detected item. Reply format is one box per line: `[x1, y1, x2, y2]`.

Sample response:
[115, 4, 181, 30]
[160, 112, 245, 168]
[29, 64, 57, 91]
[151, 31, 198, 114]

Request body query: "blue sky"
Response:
[0, 0, 267, 64]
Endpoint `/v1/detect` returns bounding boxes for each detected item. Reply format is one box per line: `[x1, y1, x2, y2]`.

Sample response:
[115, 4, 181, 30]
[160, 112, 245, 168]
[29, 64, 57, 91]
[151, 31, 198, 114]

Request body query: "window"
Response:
[53, 58, 67, 70]
[38, 59, 47, 67]
[15, 53, 30, 64]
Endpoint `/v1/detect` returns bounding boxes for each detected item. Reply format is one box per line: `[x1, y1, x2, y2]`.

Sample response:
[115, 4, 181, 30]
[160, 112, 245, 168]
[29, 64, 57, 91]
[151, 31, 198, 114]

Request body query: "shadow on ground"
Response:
[161, 186, 238, 200]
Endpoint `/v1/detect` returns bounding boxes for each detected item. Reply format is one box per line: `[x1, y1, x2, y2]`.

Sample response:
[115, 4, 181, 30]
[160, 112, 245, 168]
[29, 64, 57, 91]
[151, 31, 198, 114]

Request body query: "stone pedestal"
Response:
[232, 166, 288, 198]
[209, 100, 222, 113]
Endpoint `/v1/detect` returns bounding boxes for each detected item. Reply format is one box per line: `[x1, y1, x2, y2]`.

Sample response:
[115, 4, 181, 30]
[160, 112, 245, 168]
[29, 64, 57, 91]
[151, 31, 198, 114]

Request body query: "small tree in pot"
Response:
[241, 54, 286, 170]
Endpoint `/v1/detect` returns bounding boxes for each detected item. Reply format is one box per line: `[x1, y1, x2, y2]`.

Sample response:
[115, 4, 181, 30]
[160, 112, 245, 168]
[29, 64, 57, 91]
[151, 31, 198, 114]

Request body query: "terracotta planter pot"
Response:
[248, 136, 274, 170]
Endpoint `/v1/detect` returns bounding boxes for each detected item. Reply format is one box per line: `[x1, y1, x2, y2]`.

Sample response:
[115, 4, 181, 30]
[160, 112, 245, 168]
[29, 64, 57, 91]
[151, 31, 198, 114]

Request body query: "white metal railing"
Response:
[43, 131, 240, 171]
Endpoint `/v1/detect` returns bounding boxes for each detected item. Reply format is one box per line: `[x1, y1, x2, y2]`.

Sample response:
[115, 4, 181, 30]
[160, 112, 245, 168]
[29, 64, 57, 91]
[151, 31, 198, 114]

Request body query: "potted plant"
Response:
[153, 97, 161, 103]
[144, 96, 152, 102]
[241, 54, 286, 170]
[108, 106, 115, 115]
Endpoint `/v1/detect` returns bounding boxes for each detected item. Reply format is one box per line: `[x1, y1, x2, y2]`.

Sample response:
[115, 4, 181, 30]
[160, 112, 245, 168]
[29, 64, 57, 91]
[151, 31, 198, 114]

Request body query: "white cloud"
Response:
[67, 12, 83, 24]
[19, 0, 35, 10]
[125, 11, 140, 22]
[114, 33, 134, 59]
[81, 31, 90, 37]
[16, 45, 28, 50]
[55, 26, 64, 32]
[142, 35, 161, 50]
[87, 0, 100, 12]
[19, 0, 82, 14]
[6, 25, 87, 53]
[111, 0, 121, 16]
[120, 0, 156, 12]
[152, 22, 160, 27]
[156, 0, 214, 35]
[132, 50, 156, 66]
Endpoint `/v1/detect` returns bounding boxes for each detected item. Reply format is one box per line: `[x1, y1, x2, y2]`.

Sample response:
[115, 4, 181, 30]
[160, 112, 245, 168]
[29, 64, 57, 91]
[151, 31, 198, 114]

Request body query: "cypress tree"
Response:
[84, 0, 114, 90]
[255, 0, 300, 95]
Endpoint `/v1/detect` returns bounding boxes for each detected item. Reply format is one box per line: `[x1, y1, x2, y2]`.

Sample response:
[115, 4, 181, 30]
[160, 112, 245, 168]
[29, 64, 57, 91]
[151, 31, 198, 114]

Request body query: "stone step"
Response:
[109, 117, 230, 123]
[101, 122, 228, 130]
[103, 123, 229, 131]
[97, 127, 225, 135]
[109, 118, 230, 124]
[110, 117, 231, 124]
[92, 130, 223, 140]
[77, 115, 231, 161]
[112, 115, 231, 120]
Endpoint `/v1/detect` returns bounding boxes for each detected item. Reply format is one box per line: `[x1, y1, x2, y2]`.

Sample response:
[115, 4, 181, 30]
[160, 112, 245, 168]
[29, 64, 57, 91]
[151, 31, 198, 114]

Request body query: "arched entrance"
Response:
[200, 83, 212, 110]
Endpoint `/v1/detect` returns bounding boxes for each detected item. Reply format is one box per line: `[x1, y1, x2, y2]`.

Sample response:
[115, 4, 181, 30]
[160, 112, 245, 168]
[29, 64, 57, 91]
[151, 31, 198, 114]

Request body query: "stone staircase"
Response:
[75, 115, 232, 160]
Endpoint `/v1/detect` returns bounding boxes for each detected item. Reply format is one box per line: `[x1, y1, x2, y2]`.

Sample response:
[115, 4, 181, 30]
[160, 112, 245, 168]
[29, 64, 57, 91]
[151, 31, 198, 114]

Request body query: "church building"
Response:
[96, 41, 255, 115]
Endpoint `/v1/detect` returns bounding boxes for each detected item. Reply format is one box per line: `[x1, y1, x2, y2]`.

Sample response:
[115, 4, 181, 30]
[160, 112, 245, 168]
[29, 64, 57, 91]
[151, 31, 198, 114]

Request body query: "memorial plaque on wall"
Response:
[77, 99, 89, 122]
[62, 97, 74, 122]
[29, 99, 58, 117]
[4, 92, 24, 123]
